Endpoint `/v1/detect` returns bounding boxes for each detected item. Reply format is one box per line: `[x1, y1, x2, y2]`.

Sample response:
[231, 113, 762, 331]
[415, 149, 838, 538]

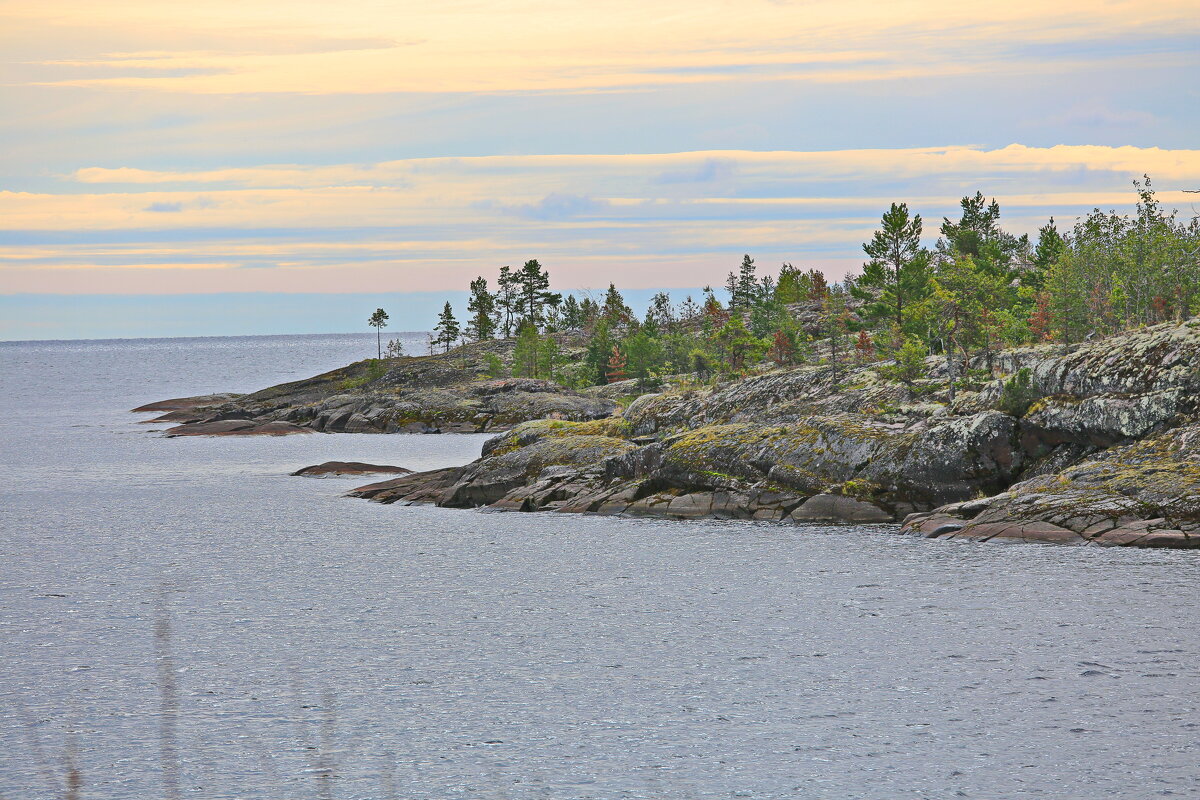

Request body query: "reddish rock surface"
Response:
[131, 394, 240, 413]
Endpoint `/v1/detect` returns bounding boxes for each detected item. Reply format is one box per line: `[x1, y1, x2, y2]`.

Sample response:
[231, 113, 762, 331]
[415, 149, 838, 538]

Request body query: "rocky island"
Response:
[349, 319, 1200, 549]
[134, 337, 617, 436]
[138, 186, 1200, 548]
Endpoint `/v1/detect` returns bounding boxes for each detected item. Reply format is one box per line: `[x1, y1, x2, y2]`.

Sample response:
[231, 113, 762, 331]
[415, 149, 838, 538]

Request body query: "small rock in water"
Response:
[291, 461, 413, 477]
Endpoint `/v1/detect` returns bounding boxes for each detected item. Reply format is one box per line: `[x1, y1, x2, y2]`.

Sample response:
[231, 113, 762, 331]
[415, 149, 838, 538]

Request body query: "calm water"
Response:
[1, 334, 1198, 799]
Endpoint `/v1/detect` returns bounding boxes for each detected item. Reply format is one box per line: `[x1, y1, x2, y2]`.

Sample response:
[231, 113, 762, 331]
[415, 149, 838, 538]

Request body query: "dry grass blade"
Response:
[155, 592, 182, 800]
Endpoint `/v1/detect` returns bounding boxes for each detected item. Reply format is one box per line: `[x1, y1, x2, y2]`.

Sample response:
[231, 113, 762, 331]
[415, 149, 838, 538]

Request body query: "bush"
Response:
[482, 352, 507, 378]
[997, 368, 1039, 416]
[877, 336, 927, 384]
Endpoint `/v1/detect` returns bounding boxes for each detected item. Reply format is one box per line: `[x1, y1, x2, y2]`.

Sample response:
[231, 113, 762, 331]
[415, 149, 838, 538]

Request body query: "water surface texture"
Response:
[2, 334, 1198, 799]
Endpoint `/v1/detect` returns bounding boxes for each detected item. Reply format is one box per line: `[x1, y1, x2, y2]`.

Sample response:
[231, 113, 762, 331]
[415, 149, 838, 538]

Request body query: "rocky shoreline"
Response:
[347, 320, 1200, 548]
[138, 320, 1200, 548]
[132, 338, 616, 436]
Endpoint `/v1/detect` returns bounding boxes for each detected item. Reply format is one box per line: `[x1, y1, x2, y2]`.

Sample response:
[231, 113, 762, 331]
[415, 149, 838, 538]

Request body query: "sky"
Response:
[1, 0, 1198, 339]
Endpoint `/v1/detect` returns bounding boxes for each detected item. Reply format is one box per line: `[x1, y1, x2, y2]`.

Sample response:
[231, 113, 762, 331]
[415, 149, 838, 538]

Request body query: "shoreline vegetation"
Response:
[137, 182, 1200, 547]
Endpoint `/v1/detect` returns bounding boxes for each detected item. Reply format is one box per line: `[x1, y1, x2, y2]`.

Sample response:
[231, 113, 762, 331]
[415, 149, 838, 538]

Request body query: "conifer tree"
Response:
[584, 318, 614, 384]
[808, 270, 829, 301]
[820, 290, 852, 382]
[466, 277, 496, 340]
[775, 263, 812, 304]
[496, 266, 518, 337]
[726, 254, 758, 309]
[368, 307, 389, 359]
[515, 259, 555, 328]
[601, 283, 631, 325]
[434, 302, 460, 352]
[678, 295, 700, 323]
[512, 321, 540, 377]
[561, 294, 582, 329]
[853, 202, 930, 337]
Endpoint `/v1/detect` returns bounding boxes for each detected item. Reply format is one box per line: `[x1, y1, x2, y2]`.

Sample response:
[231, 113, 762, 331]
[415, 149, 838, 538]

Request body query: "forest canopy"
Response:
[412, 179, 1200, 389]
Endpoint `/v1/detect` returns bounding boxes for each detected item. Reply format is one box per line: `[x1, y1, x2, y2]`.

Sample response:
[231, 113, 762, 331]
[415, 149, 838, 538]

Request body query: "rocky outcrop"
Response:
[352, 320, 1200, 548]
[902, 421, 1200, 548]
[133, 393, 243, 423]
[163, 420, 313, 437]
[291, 462, 413, 477]
[141, 338, 617, 437]
[132, 394, 243, 413]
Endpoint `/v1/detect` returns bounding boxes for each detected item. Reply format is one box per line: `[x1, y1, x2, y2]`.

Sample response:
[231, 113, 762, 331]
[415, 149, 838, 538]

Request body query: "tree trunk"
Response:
[945, 335, 957, 404]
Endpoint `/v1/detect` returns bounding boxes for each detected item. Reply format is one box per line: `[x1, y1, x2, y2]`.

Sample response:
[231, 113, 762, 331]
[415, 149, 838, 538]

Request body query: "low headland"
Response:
[136, 184, 1200, 548]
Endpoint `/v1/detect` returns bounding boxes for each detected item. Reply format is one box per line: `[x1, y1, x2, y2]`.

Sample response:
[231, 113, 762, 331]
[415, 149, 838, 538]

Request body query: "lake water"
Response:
[2, 334, 1198, 799]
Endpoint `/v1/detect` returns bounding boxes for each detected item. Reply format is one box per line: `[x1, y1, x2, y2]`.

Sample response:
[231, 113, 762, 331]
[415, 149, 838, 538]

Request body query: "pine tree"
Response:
[1046, 252, 1090, 347]
[1029, 291, 1053, 342]
[543, 293, 564, 332]
[496, 265, 518, 337]
[537, 334, 560, 380]
[853, 202, 930, 336]
[1027, 218, 1065, 290]
[601, 283, 631, 325]
[776, 263, 812, 304]
[820, 290, 851, 382]
[579, 297, 599, 327]
[880, 336, 928, 385]
[678, 295, 700, 323]
[726, 254, 757, 309]
[648, 291, 675, 331]
[561, 294, 582, 329]
[511, 321, 537, 377]
[716, 315, 760, 373]
[466, 277, 496, 340]
[623, 329, 665, 387]
[434, 302, 460, 352]
[928, 254, 992, 401]
[368, 308, 389, 359]
[515, 259, 553, 328]
[938, 192, 1025, 278]
[769, 329, 795, 365]
[808, 270, 829, 301]
[584, 319, 614, 384]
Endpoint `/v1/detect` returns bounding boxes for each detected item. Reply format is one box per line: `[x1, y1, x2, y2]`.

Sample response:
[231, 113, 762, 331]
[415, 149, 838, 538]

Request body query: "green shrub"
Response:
[876, 336, 928, 384]
[483, 352, 507, 378]
[997, 367, 1039, 416]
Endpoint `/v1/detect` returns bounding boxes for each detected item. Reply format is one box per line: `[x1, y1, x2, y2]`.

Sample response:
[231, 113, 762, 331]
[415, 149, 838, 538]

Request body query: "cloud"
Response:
[1045, 102, 1159, 129]
[141, 196, 218, 213]
[654, 158, 736, 184]
[496, 192, 611, 221]
[9, 1, 1197, 95]
[4, 143, 1200, 298]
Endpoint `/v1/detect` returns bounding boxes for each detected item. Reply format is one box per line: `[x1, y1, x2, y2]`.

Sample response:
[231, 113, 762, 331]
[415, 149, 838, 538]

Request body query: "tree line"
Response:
[380, 177, 1199, 389]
